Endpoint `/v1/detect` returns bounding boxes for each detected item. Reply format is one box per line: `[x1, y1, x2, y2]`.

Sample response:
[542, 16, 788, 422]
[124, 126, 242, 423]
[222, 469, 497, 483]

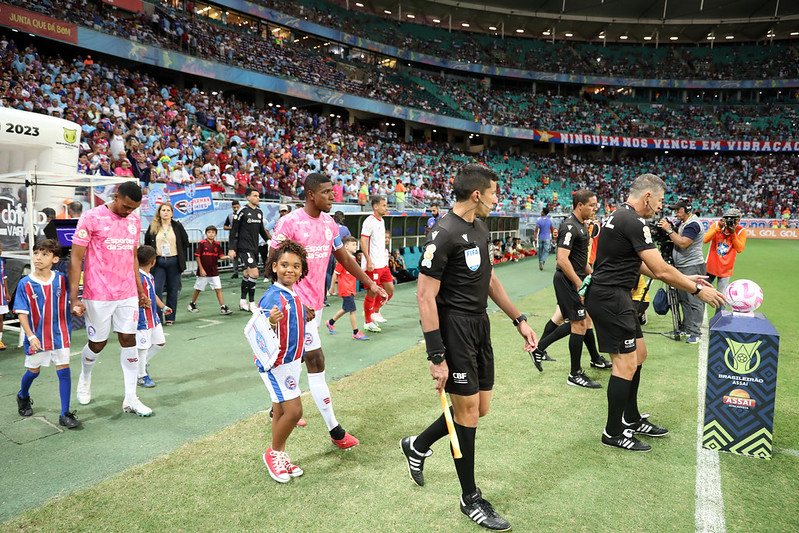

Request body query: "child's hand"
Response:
[328, 288, 335, 296]
[268, 305, 283, 325]
[27, 335, 42, 354]
[304, 305, 315, 322]
[71, 299, 85, 317]
[163, 307, 173, 316]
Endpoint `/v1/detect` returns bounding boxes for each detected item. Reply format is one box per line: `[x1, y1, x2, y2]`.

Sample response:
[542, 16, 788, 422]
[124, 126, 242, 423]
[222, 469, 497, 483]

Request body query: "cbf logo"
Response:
[716, 242, 730, 257]
[724, 339, 762, 375]
[464, 247, 481, 271]
[305, 332, 313, 346]
[285, 375, 297, 390]
[255, 331, 267, 353]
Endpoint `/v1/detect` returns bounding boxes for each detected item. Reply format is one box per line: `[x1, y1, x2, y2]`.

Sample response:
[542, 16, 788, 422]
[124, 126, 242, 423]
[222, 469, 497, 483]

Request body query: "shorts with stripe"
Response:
[259, 359, 303, 403]
[440, 310, 494, 396]
[584, 284, 642, 355]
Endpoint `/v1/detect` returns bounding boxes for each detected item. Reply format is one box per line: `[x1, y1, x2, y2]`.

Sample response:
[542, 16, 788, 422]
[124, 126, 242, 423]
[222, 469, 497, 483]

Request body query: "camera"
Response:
[723, 216, 739, 232]
[648, 216, 674, 263]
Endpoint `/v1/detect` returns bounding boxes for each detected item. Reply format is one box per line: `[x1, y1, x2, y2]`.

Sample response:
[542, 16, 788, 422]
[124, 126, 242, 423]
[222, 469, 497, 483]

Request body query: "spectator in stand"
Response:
[389, 249, 416, 283]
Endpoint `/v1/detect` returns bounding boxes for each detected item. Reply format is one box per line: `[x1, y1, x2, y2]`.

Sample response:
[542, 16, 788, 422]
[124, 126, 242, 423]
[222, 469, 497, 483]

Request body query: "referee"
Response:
[400, 164, 537, 531]
[228, 188, 271, 313]
[585, 174, 725, 452]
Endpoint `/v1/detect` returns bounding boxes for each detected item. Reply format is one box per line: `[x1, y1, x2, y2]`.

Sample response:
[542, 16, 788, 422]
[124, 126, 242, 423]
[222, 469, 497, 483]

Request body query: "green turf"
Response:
[1, 240, 796, 532]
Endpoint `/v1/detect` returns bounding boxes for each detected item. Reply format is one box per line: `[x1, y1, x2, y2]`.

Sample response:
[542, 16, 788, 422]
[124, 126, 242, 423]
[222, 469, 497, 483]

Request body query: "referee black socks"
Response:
[569, 333, 585, 375]
[453, 423, 477, 496]
[415, 411, 450, 453]
[624, 365, 643, 423]
[606, 375, 632, 436]
[542, 319, 558, 339]
[538, 322, 570, 352]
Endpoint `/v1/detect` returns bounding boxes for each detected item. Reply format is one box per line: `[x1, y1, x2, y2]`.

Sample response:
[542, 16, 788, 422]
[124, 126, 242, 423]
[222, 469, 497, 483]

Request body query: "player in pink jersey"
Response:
[270, 173, 387, 449]
[360, 195, 395, 332]
[69, 182, 153, 417]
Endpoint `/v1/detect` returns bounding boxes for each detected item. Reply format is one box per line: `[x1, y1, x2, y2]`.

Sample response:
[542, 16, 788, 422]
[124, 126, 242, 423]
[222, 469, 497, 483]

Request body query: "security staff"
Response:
[658, 198, 706, 344]
[586, 174, 724, 452]
[399, 164, 537, 531]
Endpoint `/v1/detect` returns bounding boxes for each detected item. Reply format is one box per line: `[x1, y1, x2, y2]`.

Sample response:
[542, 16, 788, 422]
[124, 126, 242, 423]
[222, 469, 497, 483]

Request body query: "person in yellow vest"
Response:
[770, 219, 780, 228]
[395, 179, 407, 212]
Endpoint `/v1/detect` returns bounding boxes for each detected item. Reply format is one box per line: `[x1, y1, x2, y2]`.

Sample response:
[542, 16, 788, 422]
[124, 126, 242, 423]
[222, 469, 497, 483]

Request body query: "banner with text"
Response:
[537, 131, 799, 153]
[696, 218, 799, 239]
[168, 184, 213, 219]
[703, 312, 780, 459]
[0, 4, 77, 44]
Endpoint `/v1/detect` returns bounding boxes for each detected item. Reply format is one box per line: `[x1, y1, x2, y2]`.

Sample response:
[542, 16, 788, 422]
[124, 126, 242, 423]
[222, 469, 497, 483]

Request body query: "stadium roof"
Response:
[355, 0, 799, 43]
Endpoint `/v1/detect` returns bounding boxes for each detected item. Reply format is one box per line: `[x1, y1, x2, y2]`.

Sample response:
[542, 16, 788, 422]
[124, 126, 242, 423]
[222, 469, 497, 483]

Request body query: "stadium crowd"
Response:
[1, 37, 797, 220]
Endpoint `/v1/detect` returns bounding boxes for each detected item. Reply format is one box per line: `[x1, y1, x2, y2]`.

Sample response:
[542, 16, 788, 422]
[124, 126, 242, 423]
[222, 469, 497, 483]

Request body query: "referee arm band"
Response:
[423, 329, 446, 358]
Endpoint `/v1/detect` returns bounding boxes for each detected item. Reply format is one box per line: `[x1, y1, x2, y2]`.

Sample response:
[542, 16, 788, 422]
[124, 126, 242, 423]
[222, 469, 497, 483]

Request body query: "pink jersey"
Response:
[361, 214, 388, 269]
[270, 208, 342, 310]
[72, 204, 140, 301]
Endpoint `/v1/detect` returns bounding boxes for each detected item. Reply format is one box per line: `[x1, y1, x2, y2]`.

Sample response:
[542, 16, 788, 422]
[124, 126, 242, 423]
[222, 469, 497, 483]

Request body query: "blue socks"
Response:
[19, 370, 38, 398]
[57, 367, 72, 416]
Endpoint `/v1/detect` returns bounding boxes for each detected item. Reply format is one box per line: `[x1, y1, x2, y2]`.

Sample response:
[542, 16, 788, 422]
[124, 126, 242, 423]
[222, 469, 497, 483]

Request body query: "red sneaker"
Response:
[263, 448, 290, 483]
[284, 453, 304, 478]
[332, 431, 360, 450]
[296, 418, 307, 427]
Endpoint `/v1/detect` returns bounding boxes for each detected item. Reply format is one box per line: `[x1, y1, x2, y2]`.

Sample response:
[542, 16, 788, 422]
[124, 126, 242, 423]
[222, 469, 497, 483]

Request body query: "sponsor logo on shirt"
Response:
[421, 244, 436, 269]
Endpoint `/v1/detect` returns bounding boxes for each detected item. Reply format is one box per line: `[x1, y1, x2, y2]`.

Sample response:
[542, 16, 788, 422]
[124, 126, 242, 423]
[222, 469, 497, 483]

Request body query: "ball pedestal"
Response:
[702, 311, 780, 459]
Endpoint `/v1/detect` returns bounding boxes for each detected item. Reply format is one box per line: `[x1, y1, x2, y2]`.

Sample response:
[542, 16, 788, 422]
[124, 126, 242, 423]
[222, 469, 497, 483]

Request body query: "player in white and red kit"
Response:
[270, 173, 387, 449]
[69, 182, 153, 417]
[136, 245, 172, 389]
[360, 195, 395, 332]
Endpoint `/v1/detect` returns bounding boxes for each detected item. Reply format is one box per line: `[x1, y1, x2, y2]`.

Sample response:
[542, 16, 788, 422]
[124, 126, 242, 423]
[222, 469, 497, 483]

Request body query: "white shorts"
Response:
[25, 347, 70, 368]
[137, 323, 165, 350]
[259, 359, 303, 403]
[84, 297, 139, 340]
[0, 304, 8, 314]
[194, 276, 222, 291]
[303, 309, 323, 351]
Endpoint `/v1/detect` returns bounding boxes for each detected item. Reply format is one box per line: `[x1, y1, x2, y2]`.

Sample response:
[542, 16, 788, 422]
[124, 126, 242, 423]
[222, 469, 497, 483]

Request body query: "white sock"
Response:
[147, 344, 163, 363]
[307, 371, 338, 431]
[137, 348, 148, 378]
[120, 346, 139, 403]
[80, 344, 100, 381]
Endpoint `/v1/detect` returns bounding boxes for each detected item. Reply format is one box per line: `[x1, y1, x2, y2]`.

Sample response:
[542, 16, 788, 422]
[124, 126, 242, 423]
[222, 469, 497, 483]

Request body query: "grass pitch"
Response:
[1, 239, 797, 532]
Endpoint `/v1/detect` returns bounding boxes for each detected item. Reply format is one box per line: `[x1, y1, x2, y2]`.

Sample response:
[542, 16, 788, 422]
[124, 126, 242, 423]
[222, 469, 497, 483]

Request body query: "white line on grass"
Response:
[695, 312, 726, 533]
[774, 447, 799, 458]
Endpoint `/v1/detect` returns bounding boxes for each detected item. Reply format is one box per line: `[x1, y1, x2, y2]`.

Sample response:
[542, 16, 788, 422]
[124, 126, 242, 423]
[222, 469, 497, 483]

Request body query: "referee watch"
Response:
[512, 314, 527, 327]
[427, 352, 446, 365]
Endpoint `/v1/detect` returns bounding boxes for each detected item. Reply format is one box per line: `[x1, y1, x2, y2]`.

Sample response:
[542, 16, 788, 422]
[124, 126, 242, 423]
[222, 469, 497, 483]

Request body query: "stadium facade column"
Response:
[255, 91, 264, 108]
[404, 123, 412, 142]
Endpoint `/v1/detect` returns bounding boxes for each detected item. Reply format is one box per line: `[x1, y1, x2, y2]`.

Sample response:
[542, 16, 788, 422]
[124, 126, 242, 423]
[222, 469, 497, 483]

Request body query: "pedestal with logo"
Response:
[702, 311, 780, 459]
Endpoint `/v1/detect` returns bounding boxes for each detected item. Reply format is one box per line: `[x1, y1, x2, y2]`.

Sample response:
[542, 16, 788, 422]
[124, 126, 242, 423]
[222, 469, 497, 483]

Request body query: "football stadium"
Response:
[0, 0, 797, 531]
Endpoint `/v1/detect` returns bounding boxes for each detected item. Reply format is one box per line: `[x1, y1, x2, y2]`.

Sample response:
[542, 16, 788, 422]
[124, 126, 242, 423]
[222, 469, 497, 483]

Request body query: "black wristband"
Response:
[423, 329, 446, 357]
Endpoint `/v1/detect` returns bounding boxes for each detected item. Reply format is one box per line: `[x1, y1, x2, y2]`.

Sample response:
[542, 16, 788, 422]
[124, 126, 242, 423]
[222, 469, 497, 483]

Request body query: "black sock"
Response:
[453, 423, 477, 496]
[606, 375, 632, 436]
[624, 365, 643, 423]
[240, 278, 248, 300]
[247, 279, 256, 302]
[329, 318, 336, 325]
[569, 333, 585, 375]
[329, 424, 345, 440]
[353, 329, 359, 335]
[539, 322, 571, 352]
[414, 412, 449, 453]
[584, 328, 602, 362]
[543, 319, 558, 338]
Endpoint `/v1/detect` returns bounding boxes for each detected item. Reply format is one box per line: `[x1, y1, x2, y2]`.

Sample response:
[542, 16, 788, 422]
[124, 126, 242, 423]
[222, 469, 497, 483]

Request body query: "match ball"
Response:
[725, 279, 763, 313]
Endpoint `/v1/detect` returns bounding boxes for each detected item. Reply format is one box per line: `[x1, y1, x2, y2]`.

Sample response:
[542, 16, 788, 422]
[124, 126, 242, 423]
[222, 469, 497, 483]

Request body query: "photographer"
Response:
[657, 199, 705, 344]
[704, 208, 747, 315]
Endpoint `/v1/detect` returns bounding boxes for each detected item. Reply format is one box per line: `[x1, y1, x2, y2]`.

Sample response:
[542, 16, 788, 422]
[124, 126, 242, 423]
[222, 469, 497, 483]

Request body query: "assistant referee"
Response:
[400, 164, 537, 531]
[585, 174, 725, 452]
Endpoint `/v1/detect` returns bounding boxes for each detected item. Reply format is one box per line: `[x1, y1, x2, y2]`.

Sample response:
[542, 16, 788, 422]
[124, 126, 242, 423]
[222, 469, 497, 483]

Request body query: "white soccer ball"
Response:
[725, 279, 763, 313]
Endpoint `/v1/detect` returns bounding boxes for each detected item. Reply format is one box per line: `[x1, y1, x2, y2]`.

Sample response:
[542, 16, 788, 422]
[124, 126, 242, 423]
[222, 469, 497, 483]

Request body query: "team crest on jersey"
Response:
[275, 233, 286, 242]
[464, 247, 481, 271]
[285, 375, 297, 390]
[77, 228, 88, 239]
[128, 223, 138, 235]
[324, 228, 332, 241]
[717, 242, 730, 256]
[305, 332, 313, 346]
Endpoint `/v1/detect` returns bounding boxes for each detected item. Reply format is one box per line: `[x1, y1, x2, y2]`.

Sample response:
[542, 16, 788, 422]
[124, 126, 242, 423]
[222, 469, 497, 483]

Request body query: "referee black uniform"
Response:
[585, 202, 663, 451]
[229, 205, 270, 303]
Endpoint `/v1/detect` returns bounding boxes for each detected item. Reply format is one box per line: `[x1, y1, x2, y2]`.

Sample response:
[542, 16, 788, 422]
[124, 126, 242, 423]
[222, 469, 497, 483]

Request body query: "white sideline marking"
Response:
[695, 311, 726, 533]
[197, 318, 222, 328]
[774, 447, 799, 458]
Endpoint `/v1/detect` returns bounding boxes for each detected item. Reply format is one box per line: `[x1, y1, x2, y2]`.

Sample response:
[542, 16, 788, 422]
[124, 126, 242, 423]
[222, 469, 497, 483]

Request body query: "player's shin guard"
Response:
[415, 410, 451, 453]
[307, 371, 339, 431]
[569, 333, 585, 375]
[606, 375, 632, 436]
[120, 346, 139, 403]
[452, 423, 477, 496]
[56, 367, 71, 416]
[624, 365, 643, 422]
[80, 344, 100, 380]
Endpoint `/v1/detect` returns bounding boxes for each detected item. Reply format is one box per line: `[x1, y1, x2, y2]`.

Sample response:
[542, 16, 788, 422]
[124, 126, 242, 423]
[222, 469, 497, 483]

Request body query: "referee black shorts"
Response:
[237, 250, 258, 269]
[440, 310, 494, 396]
[553, 271, 586, 322]
[584, 284, 642, 355]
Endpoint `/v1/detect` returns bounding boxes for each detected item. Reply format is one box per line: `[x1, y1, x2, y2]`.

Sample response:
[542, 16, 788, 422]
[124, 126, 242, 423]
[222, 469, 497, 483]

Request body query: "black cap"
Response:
[668, 198, 692, 211]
